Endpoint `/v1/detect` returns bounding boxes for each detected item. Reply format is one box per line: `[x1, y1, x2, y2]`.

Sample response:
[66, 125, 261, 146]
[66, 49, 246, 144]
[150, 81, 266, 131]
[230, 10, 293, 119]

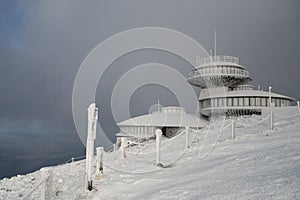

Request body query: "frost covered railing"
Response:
[189, 66, 249, 78]
[196, 55, 239, 65]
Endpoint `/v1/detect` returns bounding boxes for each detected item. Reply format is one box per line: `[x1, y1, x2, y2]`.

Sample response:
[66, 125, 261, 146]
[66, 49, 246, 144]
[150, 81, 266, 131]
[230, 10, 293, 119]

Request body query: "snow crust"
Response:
[1, 112, 300, 199]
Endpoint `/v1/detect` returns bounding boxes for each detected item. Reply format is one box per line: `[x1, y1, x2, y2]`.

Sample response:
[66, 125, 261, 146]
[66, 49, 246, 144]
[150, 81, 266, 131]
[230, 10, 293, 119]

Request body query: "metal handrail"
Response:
[196, 55, 239, 65]
[189, 68, 249, 77]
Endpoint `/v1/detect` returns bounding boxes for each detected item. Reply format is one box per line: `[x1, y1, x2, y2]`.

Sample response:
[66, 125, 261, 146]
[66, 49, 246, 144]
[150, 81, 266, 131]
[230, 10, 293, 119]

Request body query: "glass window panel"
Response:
[239, 98, 244, 106]
[250, 97, 256, 106]
[261, 98, 267, 106]
[276, 99, 280, 107]
[233, 98, 238, 106]
[218, 98, 223, 107]
[256, 98, 261, 106]
[244, 97, 249, 106]
[227, 98, 232, 106]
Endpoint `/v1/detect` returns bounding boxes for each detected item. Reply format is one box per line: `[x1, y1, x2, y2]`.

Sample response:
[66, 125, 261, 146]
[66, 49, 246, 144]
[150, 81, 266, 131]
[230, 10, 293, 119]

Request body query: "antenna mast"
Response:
[214, 30, 217, 58]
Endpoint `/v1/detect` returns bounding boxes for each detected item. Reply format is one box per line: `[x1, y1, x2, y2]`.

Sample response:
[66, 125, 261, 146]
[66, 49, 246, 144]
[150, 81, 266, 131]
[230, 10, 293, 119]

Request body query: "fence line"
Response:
[21, 111, 300, 198]
[197, 122, 229, 159]
[125, 129, 187, 155]
[235, 114, 271, 128]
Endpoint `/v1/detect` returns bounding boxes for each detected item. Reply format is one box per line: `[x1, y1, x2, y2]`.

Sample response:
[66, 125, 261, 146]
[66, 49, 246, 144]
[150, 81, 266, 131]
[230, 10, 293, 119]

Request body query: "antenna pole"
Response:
[214, 30, 217, 58]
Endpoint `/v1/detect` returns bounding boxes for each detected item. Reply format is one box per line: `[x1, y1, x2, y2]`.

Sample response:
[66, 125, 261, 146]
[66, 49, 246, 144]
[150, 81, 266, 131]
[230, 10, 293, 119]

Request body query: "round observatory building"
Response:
[116, 106, 207, 143]
[188, 55, 295, 118]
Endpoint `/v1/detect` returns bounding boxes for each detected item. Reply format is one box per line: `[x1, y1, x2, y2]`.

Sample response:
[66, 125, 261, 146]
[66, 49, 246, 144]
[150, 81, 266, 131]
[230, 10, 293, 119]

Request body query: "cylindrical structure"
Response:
[86, 139, 94, 191]
[121, 137, 127, 159]
[155, 129, 162, 165]
[297, 101, 300, 116]
[269, 86, 272, 107]
[231, 120, 236, 139]
[185, 126, 190, 149]
[85, 103, 98, 191]
[270, 111, 274, 130]
[96, 147, 104, 173]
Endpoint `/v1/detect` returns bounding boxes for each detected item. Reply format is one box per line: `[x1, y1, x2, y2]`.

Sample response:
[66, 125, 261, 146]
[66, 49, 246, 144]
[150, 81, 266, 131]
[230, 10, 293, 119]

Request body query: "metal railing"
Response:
[196, 55, 239, 65]
[189, 67, 249, 78]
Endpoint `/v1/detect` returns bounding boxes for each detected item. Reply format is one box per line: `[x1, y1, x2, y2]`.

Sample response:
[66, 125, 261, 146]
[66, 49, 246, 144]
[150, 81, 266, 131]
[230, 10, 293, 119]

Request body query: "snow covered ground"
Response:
[1, 112, 300, 199]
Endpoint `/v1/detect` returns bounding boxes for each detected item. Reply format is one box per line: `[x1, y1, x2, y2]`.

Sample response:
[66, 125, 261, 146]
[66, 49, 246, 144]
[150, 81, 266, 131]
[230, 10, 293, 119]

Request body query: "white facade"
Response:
[116, 107, 207, 140]
[188, 55, 295, 117]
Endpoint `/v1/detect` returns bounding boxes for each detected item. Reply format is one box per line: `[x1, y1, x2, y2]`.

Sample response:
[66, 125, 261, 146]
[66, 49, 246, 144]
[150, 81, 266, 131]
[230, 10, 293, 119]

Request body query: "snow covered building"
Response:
[188, 55, 295, 118]
[116, 106, 207, 144]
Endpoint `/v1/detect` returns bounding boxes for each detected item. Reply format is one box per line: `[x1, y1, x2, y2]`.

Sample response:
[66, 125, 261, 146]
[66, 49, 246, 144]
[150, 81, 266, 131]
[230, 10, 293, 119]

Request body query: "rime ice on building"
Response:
[188, 55, 294, 118]
[115, 106, 207, 147]
[116, 55, 295, 143]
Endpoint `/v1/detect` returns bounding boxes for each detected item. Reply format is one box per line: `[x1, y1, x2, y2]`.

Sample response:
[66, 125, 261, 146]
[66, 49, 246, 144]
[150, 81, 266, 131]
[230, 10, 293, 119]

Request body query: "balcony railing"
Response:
[189, 66, 249, 78]
[196, 55, 239, 66]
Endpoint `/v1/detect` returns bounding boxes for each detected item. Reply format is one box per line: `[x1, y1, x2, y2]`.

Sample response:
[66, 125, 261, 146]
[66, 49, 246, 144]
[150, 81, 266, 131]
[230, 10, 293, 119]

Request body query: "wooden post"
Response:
[231, 120, 236, 139]
[270, 111, 274, 130]
[155, 129, 162, 165]
[121, 137, 127, 159]
[96, 147, 104, 174]
[269, 86, 272, 107]
[85, 103, 98, 191]
[185, 126, 190, 149]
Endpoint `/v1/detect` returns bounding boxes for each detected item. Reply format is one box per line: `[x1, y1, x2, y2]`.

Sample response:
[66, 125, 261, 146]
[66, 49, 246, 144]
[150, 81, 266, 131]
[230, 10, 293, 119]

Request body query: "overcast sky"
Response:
[0, 0, 299, 178]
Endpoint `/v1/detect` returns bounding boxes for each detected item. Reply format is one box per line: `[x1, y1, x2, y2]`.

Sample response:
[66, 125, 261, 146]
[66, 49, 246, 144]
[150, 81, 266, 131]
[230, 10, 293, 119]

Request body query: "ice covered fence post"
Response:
[185, 126, 190, 149]
[121, 137, 127, 159]
[231, 120, 236, 139]
[85, 103, 98, 191]
[269, 86, 272, 107]
[96, 147, 104, 174]
[269, 111, 274, 131]
[41, 168, 53, 200]
[297, 101, 300, 116]
[155, 129, 162, 165]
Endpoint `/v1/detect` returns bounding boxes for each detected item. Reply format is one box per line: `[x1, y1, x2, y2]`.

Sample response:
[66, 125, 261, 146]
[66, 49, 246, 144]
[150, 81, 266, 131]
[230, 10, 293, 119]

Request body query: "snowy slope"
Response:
[1, 113, 300, 200]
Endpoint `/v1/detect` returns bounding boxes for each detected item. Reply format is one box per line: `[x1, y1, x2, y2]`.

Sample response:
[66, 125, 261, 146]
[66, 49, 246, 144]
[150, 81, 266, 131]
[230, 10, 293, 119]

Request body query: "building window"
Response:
[239, 98, 244, 106]
[275, 99, 280, 107]
[271, 98, 275, 107]
[256, 98, 261, 106]
[233, 98, 238, 106]
[227, 98, 232, 106]
[250, 97, 256, 106]
[244, 97, 249, 106]
[205, 99, 211, 108]
[261, 98, 267, 106]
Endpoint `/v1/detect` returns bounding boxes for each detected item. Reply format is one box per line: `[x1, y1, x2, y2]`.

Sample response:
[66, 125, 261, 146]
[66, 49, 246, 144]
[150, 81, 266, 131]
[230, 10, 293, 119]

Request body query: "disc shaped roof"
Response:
[117, 107, 208, 128]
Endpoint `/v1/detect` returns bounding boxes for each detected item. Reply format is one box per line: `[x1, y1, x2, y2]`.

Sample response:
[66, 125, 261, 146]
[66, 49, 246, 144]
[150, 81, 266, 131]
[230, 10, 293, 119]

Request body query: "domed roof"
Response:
[117, 106, 208, 128]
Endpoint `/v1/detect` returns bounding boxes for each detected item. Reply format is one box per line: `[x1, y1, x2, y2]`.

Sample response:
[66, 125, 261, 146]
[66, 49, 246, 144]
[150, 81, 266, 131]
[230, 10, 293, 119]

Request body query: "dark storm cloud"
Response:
[0, 0, 299, 178]
[1, 0, 300, 127]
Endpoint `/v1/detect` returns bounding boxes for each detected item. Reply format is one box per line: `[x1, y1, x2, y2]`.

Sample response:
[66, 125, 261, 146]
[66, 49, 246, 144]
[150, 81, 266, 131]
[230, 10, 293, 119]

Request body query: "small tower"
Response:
[187, 55, 294, 118]
[188, 55, 251, 118]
